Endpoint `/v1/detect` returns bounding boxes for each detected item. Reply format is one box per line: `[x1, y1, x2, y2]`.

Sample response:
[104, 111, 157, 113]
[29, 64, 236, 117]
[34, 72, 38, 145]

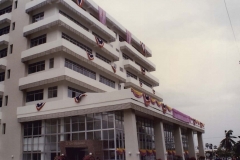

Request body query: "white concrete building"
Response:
[0, 0, 205, 160]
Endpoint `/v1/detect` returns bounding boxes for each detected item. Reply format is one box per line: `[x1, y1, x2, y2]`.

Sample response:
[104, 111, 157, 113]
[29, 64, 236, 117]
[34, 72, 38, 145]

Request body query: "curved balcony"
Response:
[23, 14, 118, 61]
[123, 60, 159, 86]
[124, 77, 162, 101]
[0, 34, 9, 46]
[21, 39, 125, 82]
[25, 0, 116, 42]
[19, 67, 116, 92]
[0, 13, 11, 24]
[120, 41, 155, 71]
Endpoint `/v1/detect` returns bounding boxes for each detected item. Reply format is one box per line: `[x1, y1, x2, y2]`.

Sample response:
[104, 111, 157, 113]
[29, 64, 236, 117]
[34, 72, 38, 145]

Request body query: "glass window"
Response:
[0, 26, 10, 36]
[122, 53, 133, 61]
[49, 58, 54, 69]
[139, 79, 152, 88]
[96, 53, 111, 64]
[0, 48, 7, 58]
[26, 89, 43, 102]
[99, 75, 115, 88]
[68, 87, 84, 98]
[0, 5, 12, 16]
[0, 72, 5, 82]
[126, 71, 137, 80]
[32, 12, 44, 23]
[92, 32, 107, 43]
[28, 61, 45, 74]
[65, 59, 96, 80]
[30, 34, 46, 48]
[48, 86, 57, 98]
[0, 98, 2, 107]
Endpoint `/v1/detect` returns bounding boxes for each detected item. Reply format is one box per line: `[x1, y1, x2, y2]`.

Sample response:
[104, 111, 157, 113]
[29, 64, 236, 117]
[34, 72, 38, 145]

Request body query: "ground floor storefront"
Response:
[22, 110, 205, 160]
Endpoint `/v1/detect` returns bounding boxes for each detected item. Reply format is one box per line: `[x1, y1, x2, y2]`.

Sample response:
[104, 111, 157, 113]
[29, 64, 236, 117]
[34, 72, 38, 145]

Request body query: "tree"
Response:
[219, 130, 237, 151]
[233, 136, 240, 156]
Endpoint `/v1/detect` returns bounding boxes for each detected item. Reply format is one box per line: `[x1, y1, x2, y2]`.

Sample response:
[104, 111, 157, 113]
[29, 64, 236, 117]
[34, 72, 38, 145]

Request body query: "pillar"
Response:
[123, 109, 139, 160]
[173, 126, 184, 160]
[187, 130, 196, 158]
[154, 120, 167, 160]
[197, 132, 205, 157]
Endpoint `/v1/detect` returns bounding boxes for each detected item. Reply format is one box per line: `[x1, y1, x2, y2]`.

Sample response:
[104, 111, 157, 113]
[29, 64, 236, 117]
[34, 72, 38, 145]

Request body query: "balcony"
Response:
[21, 39, 125, 82]
[25, 0, 116, 42]
[23, 14, 118, 61]
[123, 60, 159, 87]
[120, 41, 155, 71]
[19, 67, 116, 92]
[0, 57, 7, 70]
[0, 13, 11, 24]
[124, 77, 162, 101]
[0, 34, 9, 46]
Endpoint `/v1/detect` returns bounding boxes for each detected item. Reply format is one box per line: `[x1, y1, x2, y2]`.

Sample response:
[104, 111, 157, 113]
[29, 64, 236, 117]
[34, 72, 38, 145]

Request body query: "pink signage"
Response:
[172, 109, 190, 123]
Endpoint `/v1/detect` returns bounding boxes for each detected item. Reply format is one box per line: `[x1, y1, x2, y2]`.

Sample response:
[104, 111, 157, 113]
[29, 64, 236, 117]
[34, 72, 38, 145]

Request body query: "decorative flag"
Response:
[76, 0, 83, 7]
[162, 104, 167, 114]
[150, 98, 157, 105]
[95, 36, 104, 48]
[139, 149, 147, 157]
[74, 93, 86, 103]
[152, 88, 155, 94]
[139, 81, 142, 87]
[111, 63, 117, 73]
[143, 94, 151, 107]
[141, 67, 145, 75]
[131, 88, 143, 98]
[126, 30, 132, 44]
[98, 6, 106, 25]
[36, 102, 45, 111]
[140, 41, 146, 55]
[87, 52, 94, 60]
[146, 150, 153, 156]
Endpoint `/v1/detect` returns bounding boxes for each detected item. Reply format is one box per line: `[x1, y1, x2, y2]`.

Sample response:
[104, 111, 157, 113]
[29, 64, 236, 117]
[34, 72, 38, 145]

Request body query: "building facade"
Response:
[0, 0, 205, 160]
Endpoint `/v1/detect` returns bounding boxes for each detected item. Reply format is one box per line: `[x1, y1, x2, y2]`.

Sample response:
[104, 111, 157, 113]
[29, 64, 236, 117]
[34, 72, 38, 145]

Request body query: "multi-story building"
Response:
[0, 0, 205, 160]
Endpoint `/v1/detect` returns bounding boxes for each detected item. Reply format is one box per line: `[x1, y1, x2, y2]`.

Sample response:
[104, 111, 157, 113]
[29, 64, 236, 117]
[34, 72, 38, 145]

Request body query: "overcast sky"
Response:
[93, 0, 240, 147]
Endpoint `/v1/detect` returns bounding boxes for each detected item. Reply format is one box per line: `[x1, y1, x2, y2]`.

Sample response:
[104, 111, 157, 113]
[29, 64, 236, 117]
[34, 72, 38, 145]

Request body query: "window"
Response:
[28, 61, 45, 74]
[48, 86, 57, 98]
[5, 96, 8, 106]
[2, 123, 6, 134]
[139, 79, 152, 88]
[7, 69, 10, 79]
[119, 35, 126, 42]
[0, 98, 2, 107]
[0, 72, 4, 82]
[49, 58, 54, 69]
[0, 48, 7, 58]
[96, 53, 111, 64]
[59, 10, 88, 31]
[0, 6, 12, 16]
[0, 26, 10, 36]
[126, 71, 137, 80]
[30, 34, 46, 48]
[14, 1, 18, 9]
[65, 59, 96, 80]
[122, 53, 133, 61]
[10, 44, 13, 54]
[12, 22, 15, 30]
[68, 87, 84, 98]
[99, 75, 115, 88]
[26, 89, 43, 102]
[32, 12, 44, 23]
[62, 33, 92, 53]
[23, 121, 42, 137]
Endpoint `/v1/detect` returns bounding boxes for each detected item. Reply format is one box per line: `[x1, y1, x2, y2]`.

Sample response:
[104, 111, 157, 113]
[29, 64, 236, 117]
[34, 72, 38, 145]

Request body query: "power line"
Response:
[223, 0, 240, 63]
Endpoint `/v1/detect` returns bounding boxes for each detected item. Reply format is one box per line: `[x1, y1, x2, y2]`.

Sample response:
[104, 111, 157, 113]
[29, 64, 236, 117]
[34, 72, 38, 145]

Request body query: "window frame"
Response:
[30, 34, 46, 48]
[26, 89, 44, 102]
[48, 86, 58, 98]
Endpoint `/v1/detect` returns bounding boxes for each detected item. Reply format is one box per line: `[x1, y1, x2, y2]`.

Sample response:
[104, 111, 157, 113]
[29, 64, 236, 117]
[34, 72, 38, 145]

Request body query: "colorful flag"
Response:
[36, 102, 45, 111]
[86, 52, 94, 60]
[76, 0, 83, 7]
[74, 93, 86, 103]
[98, 6, 106, 25]
[95, 36, 104, 48]
[111, 63, 117, 73]
[126, 30, 132, 44]
[140, 41, 146, 55]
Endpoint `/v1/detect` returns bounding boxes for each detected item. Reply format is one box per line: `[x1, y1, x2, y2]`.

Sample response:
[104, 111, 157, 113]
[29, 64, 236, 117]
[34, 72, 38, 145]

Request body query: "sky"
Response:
[93, 0, 240, 147]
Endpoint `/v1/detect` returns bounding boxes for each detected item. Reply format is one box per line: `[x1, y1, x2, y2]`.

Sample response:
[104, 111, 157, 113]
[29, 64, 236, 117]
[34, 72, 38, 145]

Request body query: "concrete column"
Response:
[187, 130, 196, 158]
[173, 126, 184, 160]
[197, 132, 205, 157]
[60, 118, 64, 141]
[123, 109, 139, 160]
[154, 120, 167, 160]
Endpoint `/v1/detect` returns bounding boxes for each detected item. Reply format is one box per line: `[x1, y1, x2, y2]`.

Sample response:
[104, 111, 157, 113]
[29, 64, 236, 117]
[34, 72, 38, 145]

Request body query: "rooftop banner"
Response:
[126, 30, 132, 44]
[98, 6, 106, 25]
[172, 109, 190, 123]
